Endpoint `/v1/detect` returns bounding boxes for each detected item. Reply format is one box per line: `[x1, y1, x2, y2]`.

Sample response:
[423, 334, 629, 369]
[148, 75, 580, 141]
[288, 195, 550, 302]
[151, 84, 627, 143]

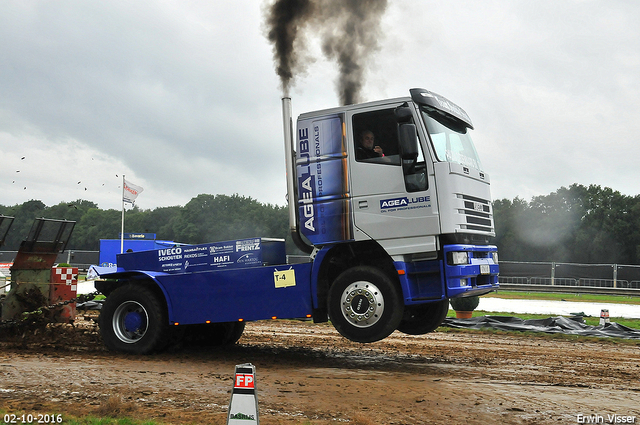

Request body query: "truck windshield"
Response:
[421, 109, 483, 171]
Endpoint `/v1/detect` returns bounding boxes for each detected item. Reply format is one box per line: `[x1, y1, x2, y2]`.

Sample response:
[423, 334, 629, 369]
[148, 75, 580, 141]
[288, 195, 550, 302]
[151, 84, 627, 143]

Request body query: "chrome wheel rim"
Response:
[339, 281, 384, 328]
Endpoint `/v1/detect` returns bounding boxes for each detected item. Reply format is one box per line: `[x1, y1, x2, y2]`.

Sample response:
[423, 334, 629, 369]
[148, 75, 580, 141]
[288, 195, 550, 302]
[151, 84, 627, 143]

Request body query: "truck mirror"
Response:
[398, 123, 418, 160]
[395, 104, 413, 123]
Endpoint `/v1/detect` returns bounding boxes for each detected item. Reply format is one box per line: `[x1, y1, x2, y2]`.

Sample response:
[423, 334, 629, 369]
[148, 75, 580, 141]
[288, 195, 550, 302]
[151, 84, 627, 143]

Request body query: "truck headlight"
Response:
[491, 252, 499, 264]
[448, 251, 469, 265]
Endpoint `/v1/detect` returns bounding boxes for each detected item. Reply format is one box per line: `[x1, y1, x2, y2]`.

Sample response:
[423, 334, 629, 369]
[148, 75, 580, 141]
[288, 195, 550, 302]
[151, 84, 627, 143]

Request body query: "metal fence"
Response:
[498, 261, 640, 295]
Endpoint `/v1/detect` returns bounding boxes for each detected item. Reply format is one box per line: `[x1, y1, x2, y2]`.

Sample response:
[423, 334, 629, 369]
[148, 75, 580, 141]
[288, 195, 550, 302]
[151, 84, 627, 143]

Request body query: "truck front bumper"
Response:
[443, 244, 499, 298]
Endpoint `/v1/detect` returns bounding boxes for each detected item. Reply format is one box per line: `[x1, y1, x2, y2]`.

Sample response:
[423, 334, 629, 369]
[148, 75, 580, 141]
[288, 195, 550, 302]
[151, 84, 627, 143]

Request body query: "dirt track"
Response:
[1, 317, 639, 425]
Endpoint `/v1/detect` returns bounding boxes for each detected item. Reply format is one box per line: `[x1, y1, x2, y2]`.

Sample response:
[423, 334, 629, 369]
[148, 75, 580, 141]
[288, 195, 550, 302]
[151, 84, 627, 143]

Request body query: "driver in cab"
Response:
[356, 130, 384, 160]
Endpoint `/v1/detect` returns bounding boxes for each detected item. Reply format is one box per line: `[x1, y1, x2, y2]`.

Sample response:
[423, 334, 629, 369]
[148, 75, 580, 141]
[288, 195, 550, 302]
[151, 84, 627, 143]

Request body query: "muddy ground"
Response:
[1, 315, 639, 425]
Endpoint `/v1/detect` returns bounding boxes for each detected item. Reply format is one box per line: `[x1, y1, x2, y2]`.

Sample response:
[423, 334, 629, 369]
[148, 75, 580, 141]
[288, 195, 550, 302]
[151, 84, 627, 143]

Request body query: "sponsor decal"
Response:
[183, 245, 208, 259]
[237, 253, 254, 264]
[380, 197, 409, 209]
[152, 238, 265, 272]
[210, 244, 234, 254]
[183, 252, 207, 259]
[298, 127, 317, 233]
[122, 232, 155, 239]
[236, 238, 260, 252]
[313, 124, 324, 197]
[296, 117, 348, 243]
[235, 373, 255, 389]
[158, 247, 182, 261]
[229, 412, 256, 421]
[123, 179, 144, 204]
[380, 196, 431, 213]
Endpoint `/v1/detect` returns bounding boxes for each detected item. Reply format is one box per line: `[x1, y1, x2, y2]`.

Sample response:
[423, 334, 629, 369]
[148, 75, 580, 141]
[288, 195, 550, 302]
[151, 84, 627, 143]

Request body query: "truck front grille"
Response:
[461, 195, 493, 233]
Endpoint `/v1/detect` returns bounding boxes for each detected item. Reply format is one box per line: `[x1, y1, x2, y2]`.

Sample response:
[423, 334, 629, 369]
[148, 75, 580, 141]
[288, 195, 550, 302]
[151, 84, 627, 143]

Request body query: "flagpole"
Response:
[121, 174, 125, 254]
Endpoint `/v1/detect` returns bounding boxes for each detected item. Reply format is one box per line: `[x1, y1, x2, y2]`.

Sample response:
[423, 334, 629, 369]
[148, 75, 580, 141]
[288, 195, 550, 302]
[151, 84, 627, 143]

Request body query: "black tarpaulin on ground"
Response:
[442, 316, 640, 339]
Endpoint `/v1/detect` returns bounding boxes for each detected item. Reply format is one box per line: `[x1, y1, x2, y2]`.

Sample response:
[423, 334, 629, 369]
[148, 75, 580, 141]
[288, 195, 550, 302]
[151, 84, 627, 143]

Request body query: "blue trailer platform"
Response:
[95, 238, 317, 353]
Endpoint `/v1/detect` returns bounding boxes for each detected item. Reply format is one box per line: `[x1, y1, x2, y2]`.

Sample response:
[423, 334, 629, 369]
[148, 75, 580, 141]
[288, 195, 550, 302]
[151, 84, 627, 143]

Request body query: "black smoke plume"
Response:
[265, 0, 314, 98]
[264, 0, 388, 105]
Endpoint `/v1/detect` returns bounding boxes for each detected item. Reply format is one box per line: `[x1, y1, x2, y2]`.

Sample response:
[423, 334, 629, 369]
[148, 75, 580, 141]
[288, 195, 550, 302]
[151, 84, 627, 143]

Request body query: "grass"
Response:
[51, 419, 157, 425]
[0, 412, 159, 425]
[0, 409, 372, 425]
[1, 396, 161, 425]
[484, 290, 640, 305]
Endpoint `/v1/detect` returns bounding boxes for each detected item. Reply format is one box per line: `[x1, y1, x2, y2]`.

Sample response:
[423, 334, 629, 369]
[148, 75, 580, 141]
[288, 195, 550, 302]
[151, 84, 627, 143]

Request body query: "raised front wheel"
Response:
[397, 299, 449, 335]
[328, 266, 403, 343]
[99, 284, 169, 354]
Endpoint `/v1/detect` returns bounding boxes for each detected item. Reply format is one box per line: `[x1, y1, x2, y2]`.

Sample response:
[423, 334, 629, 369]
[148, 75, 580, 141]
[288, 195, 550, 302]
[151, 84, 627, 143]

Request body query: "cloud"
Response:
[1, 0, 639, 212]
[0, 0, 286, 209]
[0, 131, 131, 207]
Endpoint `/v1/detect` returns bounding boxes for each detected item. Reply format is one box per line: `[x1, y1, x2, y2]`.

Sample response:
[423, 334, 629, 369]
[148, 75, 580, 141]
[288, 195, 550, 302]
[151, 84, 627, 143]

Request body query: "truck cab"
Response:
[285, 88, 498, 341]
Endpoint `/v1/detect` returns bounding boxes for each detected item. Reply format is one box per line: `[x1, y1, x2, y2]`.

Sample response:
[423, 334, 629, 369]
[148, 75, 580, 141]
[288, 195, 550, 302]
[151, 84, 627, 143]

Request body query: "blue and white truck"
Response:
[95, 88, 499, 353]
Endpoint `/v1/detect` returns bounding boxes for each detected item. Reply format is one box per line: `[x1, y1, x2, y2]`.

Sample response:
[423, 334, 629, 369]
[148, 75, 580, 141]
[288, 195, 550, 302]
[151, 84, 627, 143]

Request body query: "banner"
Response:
[123, 179, 144, 204]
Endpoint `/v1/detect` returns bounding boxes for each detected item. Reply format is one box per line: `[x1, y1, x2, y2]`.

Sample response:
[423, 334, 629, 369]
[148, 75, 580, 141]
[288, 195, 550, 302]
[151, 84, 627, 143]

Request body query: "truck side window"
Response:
[352, 109, 401, 165]
[403, 137, 428, 192]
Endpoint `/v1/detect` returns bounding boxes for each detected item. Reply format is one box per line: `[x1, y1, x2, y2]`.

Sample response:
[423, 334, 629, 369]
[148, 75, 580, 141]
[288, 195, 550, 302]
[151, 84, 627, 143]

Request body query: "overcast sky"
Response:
[1, 0, 639, 211]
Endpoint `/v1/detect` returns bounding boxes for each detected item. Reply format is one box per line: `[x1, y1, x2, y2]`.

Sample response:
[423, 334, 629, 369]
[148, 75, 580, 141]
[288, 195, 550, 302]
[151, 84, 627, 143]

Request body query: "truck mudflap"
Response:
[394, 259, 446, 304]
[393, 244, 499, 304]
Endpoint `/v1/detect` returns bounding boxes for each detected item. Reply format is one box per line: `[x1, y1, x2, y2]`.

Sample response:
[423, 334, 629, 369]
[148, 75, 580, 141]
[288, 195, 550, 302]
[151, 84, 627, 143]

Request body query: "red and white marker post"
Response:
[227, 363, 259, 424]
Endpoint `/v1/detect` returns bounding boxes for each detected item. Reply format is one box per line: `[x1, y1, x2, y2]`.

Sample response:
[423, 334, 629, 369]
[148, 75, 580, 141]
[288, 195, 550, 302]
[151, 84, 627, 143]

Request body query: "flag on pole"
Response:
[123, 179, 144, 204]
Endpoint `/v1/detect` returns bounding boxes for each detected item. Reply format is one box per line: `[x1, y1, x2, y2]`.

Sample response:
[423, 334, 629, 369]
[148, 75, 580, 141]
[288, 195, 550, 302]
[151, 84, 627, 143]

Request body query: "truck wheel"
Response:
[223, 321, 246, 345]
[396, 299, 449, 335]
[99, 284, 169, 354]
[328, 266, 403, 343]
[187, 321, 246, 346]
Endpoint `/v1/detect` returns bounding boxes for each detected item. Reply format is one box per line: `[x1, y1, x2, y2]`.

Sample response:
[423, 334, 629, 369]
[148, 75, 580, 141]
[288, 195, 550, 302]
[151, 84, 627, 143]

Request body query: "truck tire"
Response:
[185, 321, 245, 346]
[396, 299, 449, 335]
[99, 284, 169, 354]
[222, 321, 246, 345]
[212, 321, 245, 345]
[328, 266, 403, 343]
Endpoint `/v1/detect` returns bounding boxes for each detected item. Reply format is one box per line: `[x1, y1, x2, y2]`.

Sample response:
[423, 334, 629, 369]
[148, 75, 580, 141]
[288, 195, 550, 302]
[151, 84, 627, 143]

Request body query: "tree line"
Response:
[0, 194, 291, 253]
[2, 184, 639, 265]
[493, 184, 640, 265]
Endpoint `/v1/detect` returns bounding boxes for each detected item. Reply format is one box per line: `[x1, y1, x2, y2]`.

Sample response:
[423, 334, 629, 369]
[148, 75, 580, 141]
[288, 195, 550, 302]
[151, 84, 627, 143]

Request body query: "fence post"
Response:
[613, 264, 618, 289]
[551, 262, 555, 286]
